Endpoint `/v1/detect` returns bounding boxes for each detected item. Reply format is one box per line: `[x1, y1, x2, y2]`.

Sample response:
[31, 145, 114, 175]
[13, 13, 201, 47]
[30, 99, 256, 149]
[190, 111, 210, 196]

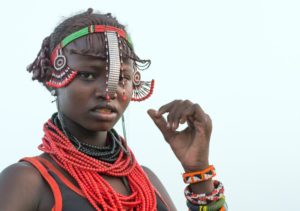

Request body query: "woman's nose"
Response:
[95, 84, 118, 101]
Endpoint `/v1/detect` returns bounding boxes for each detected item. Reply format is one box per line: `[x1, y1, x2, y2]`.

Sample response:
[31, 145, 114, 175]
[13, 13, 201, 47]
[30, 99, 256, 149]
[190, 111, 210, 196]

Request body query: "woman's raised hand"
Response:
[148, 100, 212, 171]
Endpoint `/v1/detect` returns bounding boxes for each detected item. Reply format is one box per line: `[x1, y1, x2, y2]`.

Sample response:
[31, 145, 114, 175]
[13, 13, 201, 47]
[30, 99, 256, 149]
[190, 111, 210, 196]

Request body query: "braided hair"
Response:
[27, 8, 150, 87]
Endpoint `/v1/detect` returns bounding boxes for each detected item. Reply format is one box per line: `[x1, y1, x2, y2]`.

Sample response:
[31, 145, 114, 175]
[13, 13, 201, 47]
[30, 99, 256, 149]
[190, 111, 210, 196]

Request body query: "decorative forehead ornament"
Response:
[47, 25, 154, 102]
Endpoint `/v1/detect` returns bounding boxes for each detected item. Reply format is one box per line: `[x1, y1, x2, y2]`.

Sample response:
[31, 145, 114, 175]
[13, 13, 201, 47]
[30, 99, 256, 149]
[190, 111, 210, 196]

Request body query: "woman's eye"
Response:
[78, 72, 95, 80]
[119, 76, 130, 84]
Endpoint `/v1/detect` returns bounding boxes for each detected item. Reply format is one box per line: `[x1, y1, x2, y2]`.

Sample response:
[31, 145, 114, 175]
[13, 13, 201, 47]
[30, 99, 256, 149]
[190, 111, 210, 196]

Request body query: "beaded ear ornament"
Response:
[47, 25, 154, 102]
[131, 69, 154, 102]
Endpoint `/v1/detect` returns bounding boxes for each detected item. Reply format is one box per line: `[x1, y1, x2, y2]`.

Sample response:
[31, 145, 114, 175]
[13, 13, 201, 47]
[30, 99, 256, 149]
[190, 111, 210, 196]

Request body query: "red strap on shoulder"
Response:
[21, 157, 62, 211]
[35, 157, 84, 197]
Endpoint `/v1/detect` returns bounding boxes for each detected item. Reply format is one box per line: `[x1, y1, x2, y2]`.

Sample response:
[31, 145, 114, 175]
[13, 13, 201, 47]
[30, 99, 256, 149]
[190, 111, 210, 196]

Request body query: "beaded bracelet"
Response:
[184, 180, 224, 205]
[183, 165, 216, 184]
[187, 196, 226, 211]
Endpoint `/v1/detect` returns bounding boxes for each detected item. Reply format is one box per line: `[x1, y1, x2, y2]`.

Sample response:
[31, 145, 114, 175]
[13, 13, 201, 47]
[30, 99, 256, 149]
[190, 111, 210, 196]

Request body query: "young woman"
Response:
[0, 9, 227, 211]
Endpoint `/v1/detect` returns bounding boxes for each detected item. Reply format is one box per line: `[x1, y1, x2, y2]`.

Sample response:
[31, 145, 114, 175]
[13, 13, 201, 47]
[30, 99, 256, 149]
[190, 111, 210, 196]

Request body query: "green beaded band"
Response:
[61, 27, 90, 48]
[58, 25, 133, 49]
[187, 197, 226, 211]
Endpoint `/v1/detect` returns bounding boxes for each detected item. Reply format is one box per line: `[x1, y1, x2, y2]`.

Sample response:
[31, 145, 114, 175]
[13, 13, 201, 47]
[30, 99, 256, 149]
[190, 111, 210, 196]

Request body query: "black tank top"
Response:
[22, 157, 169, 211]
[50, 172, 169, 211]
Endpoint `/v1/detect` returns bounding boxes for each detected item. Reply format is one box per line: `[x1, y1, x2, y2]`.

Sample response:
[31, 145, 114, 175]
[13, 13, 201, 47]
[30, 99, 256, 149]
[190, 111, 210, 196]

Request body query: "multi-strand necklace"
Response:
[39, 114, 157, 211]
[53, 114, 126, 163]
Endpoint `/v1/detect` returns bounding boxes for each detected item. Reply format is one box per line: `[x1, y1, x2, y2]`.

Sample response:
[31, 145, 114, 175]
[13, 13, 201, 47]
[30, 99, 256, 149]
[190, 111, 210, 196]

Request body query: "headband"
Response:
[46, 25, 154, 102]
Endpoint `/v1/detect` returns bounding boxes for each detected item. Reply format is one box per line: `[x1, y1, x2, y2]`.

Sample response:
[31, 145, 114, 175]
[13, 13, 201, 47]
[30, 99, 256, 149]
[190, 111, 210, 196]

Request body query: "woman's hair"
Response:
[27, 8, 149, 86]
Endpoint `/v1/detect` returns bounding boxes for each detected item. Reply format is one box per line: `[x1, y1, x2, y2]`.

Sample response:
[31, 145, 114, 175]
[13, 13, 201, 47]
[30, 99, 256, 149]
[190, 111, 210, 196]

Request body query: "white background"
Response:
[1, 0, 300, 210]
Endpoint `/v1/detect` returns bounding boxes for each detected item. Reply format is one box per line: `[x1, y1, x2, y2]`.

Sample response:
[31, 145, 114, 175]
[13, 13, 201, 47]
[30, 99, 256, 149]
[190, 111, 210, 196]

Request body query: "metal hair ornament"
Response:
[105, 31, 121, 100]
[46, 25, 154, 102]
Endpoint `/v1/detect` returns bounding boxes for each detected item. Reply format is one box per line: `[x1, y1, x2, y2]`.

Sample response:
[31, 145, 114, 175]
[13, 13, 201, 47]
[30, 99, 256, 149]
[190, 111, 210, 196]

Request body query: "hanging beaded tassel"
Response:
[104, 32, 110, 100]
[119, 34, 127, 101]
[131, 69, 155, 102]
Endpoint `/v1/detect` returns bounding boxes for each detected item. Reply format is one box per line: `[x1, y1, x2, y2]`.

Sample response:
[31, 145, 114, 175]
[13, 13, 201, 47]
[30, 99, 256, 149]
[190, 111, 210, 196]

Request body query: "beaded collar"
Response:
[52, 113, 127, 163]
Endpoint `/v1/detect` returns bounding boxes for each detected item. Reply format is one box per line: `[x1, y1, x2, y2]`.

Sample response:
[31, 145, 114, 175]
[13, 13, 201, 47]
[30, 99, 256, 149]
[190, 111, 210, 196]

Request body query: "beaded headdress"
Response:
[47, 25, 154, 102]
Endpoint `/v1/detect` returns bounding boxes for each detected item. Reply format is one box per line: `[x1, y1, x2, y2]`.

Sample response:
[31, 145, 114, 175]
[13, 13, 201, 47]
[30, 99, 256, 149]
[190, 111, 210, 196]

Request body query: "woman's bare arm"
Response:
[0, 162, 44, 211]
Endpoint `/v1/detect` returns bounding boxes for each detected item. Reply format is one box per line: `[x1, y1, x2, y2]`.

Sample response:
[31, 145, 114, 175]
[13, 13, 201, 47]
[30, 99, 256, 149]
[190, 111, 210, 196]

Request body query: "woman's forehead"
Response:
[63, 34, 132, 62]
[64, 33, 106, 58]
[66, 53, 133, 70]
[62, 35, 133, 70]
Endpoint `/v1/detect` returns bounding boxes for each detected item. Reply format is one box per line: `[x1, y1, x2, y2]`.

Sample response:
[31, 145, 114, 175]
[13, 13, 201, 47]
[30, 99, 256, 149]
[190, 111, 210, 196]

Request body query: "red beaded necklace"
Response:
[39, 119, 157, 211]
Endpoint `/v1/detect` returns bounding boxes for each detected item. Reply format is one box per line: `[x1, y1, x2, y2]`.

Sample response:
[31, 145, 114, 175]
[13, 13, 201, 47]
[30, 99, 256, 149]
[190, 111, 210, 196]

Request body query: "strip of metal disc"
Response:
[106, 32, 120, 98]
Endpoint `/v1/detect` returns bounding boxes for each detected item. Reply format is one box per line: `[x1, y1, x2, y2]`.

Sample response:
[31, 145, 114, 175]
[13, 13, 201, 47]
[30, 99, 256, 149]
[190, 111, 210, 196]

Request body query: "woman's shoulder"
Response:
[0, 161, 47, 211]
[0, 160, 44, 184]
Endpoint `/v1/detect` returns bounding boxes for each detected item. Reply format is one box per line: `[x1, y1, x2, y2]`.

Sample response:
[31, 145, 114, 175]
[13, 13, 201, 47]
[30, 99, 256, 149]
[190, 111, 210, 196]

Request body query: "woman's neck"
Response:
[59, 113, 108, 147]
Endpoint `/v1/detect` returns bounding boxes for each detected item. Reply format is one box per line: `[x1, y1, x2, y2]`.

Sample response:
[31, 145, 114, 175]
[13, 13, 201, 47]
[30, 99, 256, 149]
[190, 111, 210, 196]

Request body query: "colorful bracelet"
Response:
[183, 165, 216, 184]
[184, 180, 224, 205]
[187, 196, 226, 211]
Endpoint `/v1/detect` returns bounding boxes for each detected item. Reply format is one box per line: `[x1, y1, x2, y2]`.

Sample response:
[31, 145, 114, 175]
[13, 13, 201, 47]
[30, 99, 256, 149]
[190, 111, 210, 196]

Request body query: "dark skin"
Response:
[0, 34, 213, 211]
[56, 39, 134, 146]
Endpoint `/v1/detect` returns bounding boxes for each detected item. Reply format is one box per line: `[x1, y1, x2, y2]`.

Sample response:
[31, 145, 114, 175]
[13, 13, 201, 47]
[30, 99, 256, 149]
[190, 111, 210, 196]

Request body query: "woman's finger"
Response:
[168, 100, 193, 130]
[147, 109, 174, 141]
[166, 102, 182, 130]
[157, 100, 179, 116]
[178, 103, 209, 131]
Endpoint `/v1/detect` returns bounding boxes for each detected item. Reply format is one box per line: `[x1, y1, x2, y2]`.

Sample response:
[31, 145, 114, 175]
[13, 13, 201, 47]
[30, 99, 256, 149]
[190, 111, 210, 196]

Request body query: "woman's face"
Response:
[56, 34, 133, 131]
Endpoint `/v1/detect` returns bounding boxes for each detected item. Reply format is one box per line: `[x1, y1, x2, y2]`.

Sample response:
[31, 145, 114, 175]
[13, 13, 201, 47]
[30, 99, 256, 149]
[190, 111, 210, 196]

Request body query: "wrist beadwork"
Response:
[187, 196, 226, 211]
[184, 180, 224, 205]
[183, 165, 216, 184]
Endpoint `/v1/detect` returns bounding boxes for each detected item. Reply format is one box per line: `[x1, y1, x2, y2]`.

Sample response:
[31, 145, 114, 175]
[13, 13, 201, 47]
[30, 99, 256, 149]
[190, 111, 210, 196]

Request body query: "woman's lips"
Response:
[95, 108, 112, 114]
[90, 108, 117, 121]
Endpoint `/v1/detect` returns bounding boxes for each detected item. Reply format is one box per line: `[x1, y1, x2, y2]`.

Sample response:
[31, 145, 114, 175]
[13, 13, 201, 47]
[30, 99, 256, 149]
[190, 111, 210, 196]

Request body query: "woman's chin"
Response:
[85, 122, 115, 132]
